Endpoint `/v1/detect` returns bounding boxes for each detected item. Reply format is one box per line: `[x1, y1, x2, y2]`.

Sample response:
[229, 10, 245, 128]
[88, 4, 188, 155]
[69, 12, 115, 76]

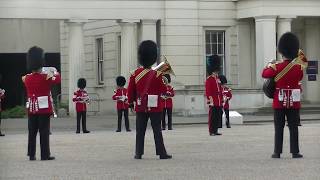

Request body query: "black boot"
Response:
[159, 154, 172, 159]
[271, 153, 280, 158]
[292, 153, 303, 158]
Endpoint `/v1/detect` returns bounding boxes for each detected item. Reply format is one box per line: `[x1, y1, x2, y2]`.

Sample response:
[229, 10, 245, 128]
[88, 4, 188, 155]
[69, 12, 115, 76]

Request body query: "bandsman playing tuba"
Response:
[262, 32, 305, 159]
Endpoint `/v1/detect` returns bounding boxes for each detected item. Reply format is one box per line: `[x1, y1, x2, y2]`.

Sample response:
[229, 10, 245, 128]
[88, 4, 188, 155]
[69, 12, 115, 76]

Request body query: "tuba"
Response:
[153, 55, 175, 76]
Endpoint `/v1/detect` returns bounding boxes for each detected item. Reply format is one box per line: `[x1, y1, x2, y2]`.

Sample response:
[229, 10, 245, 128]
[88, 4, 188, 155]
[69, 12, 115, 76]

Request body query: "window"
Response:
[205, 30, 225, 75]
[96, 38, 104, 85]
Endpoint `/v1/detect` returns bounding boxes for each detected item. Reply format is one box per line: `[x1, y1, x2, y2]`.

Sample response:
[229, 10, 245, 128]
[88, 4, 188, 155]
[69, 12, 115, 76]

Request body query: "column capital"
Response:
[65, 18, 88, 24]
[254, 15, 277, 22]
[140, 19, 158, 25]
[117, 19, 140, 25]
[278, 15, 296, 20]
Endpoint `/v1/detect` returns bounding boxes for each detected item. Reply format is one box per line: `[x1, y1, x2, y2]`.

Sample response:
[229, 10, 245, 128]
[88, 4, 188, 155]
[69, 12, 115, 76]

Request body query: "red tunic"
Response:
[22, 72, 61, 115]
[205, 74, 223, 107]
[0, 89, 5, 112]
[160, 85, 174, 109]
[222, 86, 232, 109]
[127, 67, 167, 112]
[73, 89, 89, 112]
[112, 88, 129, 110]
[262, 60, 303, 109]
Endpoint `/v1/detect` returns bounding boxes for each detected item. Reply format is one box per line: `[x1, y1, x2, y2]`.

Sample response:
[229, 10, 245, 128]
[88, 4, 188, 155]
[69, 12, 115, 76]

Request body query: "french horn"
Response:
[152, 55, 175, 76]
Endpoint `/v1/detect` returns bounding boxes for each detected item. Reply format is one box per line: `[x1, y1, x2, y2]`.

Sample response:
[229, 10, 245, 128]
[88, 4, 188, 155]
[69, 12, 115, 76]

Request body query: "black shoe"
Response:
[213, 133, 222, 136]
[168, 128, 173, 130]
[41, 156, 55, 161]
[298, 123, 302, 126]
[134, 155, 142, 159]
[49, 132, 52, 135]
[126, 129, 131, 132]
[292, 153, 303, 158]
[159, 154, 172, 159]
[271, 153, 280, 158]
[83, 130, 90, 133]
[162, 128, 166, 130]
[76, 131, 80, 134]
[116, 129, 121, 132]
[0, 133, 5, 136]
[226, 125, 231, 128]
[29, 156, 36, 161]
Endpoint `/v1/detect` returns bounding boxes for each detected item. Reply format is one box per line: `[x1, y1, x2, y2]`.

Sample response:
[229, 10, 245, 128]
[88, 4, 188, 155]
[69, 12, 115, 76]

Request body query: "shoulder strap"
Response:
[274, 62, 295, 82]
[137, 70, 157, 98]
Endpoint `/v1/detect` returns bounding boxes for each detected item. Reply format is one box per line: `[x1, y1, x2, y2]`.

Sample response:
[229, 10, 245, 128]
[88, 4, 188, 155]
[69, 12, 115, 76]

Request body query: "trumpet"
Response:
[153, 55, 175, 76]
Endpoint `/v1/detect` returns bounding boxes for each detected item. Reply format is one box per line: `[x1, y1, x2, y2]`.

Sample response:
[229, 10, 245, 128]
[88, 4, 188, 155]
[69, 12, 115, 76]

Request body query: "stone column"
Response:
[277, 16, 295, 59]
[66, 19, 87, 116]
[255, 16, 277, 87]
[140, 19, 157, 42]
[304, 19, 320, 103]
[118, 20, 139, 79]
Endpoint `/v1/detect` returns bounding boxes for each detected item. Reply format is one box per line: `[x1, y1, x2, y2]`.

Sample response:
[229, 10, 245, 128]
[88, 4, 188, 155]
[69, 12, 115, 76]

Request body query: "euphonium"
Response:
[152, 55, 175, 76]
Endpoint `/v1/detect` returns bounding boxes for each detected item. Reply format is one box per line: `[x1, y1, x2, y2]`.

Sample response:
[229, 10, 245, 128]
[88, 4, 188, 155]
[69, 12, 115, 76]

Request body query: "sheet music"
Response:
[147, 95, 158, 108]
[292, 89, 301, 102]
[38, 96, 49, 109]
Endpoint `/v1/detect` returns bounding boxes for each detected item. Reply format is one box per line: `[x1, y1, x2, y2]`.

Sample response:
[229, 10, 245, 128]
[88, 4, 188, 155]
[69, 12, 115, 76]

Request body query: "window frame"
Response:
[204, 29, 226, 76]
[95, 37, 104, 85]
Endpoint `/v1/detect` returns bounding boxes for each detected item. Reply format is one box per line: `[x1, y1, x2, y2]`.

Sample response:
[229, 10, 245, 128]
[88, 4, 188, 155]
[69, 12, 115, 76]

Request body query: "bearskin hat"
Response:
[278, 32, 300, 61]
[116, 76, 126, 87]
[138, 40, 158, 68]
[77, 78, 86, 89]
[163, 74, 171, 84]
[219, 75, 227, 84]
[206, 55, 221, 75]
[27, 46, 44, 71]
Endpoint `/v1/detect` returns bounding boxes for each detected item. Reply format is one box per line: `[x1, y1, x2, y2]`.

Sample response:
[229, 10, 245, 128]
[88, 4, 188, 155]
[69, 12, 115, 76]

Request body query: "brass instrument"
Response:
[41, 67, 59, 117]
[153, 55, 175, 76]
[79, 93, 91, 104]
[268, 49, 308, 69]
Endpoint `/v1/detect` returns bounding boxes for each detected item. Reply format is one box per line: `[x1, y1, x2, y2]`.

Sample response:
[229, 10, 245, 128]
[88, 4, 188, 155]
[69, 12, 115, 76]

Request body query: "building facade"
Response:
[0, 0, 319, 115]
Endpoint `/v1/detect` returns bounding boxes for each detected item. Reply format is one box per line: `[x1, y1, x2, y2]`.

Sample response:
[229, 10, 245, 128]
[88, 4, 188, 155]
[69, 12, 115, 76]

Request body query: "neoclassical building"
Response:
[0, 0, 319, 115]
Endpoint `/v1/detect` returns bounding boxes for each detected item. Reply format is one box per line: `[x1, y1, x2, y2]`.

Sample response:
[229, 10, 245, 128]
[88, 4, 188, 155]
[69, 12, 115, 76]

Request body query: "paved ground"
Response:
[0, 117, 319, 180]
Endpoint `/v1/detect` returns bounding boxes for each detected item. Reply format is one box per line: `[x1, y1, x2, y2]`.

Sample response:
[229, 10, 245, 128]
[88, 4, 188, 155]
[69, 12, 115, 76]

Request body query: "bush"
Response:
[1, 106, 26, 119]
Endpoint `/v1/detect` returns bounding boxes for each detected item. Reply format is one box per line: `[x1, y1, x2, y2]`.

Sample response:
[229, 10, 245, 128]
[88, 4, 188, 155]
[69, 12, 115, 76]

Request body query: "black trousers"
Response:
[210, 106, 223, 133]
[76, 111, 87, 132]
[135, 112, 167, 156]
[27, 114, 51, 159]
[117, 109, 130, 131]
[162, 108, 172, 129]
[274, 109, 300, 154]
[224, 108, 230, 126]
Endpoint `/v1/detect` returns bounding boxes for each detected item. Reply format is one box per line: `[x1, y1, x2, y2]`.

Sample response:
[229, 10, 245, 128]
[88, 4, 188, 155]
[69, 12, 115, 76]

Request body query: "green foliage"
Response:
[57, 102, 68, 110]
[1, 106, 26, 119]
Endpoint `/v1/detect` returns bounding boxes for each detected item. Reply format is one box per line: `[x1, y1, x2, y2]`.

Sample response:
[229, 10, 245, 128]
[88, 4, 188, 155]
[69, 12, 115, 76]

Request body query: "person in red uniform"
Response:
[127, 40, 172, 160]
[22, 46, 60, 161]
[0, 75, 5, 136]
[73, 78, 90, 134]
[219, 75, 232, 128]
[112, 76, 131, 132]
[161, 74, 175, 130]
[262, 32, 303, 159]
[205, 55, 223, 136]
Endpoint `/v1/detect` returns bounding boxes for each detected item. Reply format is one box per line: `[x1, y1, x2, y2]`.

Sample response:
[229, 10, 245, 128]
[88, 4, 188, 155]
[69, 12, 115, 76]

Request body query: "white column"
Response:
[277, 16, 295, 59]
[66, 19, 86, 116]
[255, 16, 277, 87]
[118, 20, 138, 79]
[304, 19, 320, 103]
[140, 19, 157, 42]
